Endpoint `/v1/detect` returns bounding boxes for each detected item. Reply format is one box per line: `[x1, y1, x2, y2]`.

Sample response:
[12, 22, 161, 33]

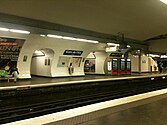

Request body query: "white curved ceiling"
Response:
[0, 0, 166, 41]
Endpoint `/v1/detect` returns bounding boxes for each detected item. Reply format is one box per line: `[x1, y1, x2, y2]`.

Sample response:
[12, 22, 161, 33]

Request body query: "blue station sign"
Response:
[63, 50, 83, 56]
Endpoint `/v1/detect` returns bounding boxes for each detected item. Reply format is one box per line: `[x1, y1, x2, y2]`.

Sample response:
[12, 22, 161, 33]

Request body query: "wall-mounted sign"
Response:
[142, 60, 146, 63]
[0, 37, 25, 70]
[23, 55, 28, 62]
[63, 50, 83, 56]
[110, 53, 122, 57]
[45, 58, 51, 66]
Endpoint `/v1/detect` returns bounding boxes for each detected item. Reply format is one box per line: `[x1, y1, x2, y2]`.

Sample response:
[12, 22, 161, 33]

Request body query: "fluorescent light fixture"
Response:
[62, 36, 77, 40]
[127, 45, 131, 48]
[0, 27, 9, 31]
[47, 34, 63, 38]
[40, 34, 46, 37]
[35, 50, 42, 53]
[34, 50, 45, 56]
[151, 78, 154, 80]
[75, 38, 98, 43]
[160, 55, 167, 58]
[47, 34, 99, 43]
[148, 54, 160, 57]
[160, 0, 167, 4]
[107, 43, 119, 46]
[0, 27, 30, 34]
[9, 29, 30, 34]
[113, 59, 117, 61]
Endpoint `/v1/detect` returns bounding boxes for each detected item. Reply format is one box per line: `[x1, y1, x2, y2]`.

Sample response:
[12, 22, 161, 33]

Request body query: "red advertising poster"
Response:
[0, 37, 25, 70]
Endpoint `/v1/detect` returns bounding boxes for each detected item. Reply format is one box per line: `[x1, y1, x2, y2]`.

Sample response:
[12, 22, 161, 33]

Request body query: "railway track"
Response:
[0, 77, 167, 124]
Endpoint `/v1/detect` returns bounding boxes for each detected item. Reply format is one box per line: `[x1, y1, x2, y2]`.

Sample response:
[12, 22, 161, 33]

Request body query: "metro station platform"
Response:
[1, 72, 167, 124]
[0, 73, 166, 89]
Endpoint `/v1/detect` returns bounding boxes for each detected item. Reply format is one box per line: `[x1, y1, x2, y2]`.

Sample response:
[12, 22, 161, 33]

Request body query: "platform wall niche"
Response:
[17, 34, 105, 78]
[85, 51, 108, 74]
[30, 48, 54, 77]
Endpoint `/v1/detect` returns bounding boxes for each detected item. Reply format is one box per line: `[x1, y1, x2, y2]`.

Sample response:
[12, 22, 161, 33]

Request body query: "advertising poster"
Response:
[0, 37, 25, 70]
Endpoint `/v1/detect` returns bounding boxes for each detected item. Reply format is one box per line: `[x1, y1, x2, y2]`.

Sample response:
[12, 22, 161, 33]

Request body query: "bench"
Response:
[0, 75, 13, 83]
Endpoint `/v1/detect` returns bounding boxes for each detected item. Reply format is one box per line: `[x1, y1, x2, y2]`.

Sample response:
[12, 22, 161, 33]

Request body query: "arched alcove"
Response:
[84, 52, 96, 73]
[30, 48, 55, 77]
[84, 51, 108, 75]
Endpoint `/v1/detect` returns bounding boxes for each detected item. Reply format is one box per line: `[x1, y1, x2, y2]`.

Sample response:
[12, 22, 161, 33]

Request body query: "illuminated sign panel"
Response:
[0, 37, 25, 69]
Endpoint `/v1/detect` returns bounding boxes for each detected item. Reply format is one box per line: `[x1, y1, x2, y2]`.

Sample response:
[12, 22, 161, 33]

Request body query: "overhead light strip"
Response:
[160, 0, 167, 4]
[107, 43, 119, 46]
[127, 45, 131, 48]
[9, 29, 30, 34]
[40, 34, 46, 37]
[47, 34, 99, 43]
[0, 27, 30, 34]
[0, 27, 9, 31]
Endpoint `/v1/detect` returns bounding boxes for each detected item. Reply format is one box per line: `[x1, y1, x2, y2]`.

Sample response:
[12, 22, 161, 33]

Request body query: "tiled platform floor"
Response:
[79, 94, 167, 125]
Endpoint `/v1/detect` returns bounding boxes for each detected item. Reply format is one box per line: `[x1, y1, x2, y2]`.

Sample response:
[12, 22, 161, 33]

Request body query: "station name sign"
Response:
[110, 53, 122, 57]
[63, 50, 83, 56]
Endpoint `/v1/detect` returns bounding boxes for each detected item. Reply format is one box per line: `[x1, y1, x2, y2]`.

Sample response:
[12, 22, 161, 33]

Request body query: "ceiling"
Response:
[0, 0, 166, 41]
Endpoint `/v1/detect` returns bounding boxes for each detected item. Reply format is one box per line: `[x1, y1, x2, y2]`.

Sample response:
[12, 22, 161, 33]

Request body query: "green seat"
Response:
[0, 70, 8, 77]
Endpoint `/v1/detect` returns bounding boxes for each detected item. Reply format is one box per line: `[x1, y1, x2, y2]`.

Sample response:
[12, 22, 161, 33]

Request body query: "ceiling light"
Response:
[107, 43, 119, 46]
[47, 34, 63, 38]
[148, 54, 160, 57]
[160, 55, 167, 58]
[151, 78, 155, 80]
[47, 34, 99, 43]
[160, 0, 167, 4]
[127, 45, 131, 48]
[75, 38, 98, 43]
[113, 59, 117, 61]
[40, 34, 46, 37]
[0, 27, 9, 31]
[9, 29, 30, 34]
[62, 36, 77, 40]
